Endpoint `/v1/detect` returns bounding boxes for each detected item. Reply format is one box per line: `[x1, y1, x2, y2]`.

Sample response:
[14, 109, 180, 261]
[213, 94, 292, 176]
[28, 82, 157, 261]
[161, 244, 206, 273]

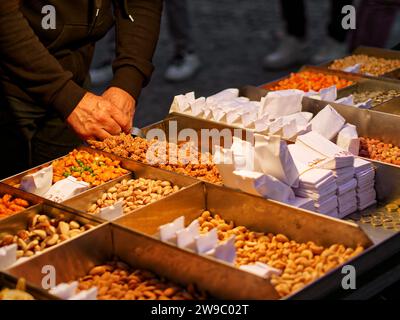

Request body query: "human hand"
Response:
[102, 87, 136, 133]
[67, 92, 128, 140]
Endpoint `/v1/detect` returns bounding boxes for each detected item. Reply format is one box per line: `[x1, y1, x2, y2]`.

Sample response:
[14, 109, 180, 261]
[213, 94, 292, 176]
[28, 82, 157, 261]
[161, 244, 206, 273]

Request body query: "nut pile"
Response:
[52, 149, 128, 186]
[0, 195, 30, 219]
[0, 278, 34, 300]
[197, 211, 364, 297]
[77, 261, 207, 300]
[88, 134, 222, 184]
[353, 89, 400, 106]
[268, 71, 353, 92]
[87, 178, 181, 215]
[359, 137, 400, 165]
[0, 214, 94, 258]
[329, 54, 400, 76]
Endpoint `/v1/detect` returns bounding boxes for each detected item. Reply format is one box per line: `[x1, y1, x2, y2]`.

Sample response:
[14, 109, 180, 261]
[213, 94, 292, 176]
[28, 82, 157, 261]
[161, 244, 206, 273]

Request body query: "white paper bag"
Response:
[44, 176, 90, 203]
[68, 287, 98, 300]
[239, 262, 281, 279]
[254, 173, 296, 202]
[310, 105, 345, 140]
[336, 123, 360, 155]
[98, 201, 124, 221]
[0, 244, 17, 271]
[159, 216, 185, 243]
[195, 228, 218, 254]
[335, 95, 354, 106]
[213, 146, 238, 189]
[207, 236, 236, 264]
[343, 63, 362, 73]
[170, 92, 196, 113]
[231, 137, 255, 171]
[176, 220, 200, 249]
[296, 131, 354, 169]
[20, 166, 53, 196]
[260, 89, 304, 119]
[319, 85, 337, 102]
[253, 134, 299, 187]
[206, 88, 239, 105]
[50, 282, 79, 299]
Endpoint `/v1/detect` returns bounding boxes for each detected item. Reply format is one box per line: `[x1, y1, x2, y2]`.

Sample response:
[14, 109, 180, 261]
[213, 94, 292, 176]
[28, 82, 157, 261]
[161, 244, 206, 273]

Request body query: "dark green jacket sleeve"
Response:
[110, 0, 163, 100]
[0, 2, 86, 119]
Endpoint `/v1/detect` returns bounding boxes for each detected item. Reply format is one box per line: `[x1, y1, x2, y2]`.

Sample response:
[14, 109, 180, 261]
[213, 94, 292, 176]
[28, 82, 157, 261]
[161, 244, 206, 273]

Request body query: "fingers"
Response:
[96, 100, 123, 135]
[110, 107, 132, 133]
[94, 128, 112, 141]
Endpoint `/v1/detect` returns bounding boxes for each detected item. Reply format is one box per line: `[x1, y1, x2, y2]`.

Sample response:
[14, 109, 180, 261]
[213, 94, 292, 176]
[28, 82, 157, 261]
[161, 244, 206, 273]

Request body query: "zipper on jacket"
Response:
[123, 0, 134, 22]
[88, 0, 103, 35]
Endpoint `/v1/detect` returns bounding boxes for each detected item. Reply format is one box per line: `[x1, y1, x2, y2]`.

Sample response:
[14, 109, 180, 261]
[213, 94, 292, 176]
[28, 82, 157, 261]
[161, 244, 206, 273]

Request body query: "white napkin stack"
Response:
[354, 158, 377, 211]
[288, 144, 339, 215]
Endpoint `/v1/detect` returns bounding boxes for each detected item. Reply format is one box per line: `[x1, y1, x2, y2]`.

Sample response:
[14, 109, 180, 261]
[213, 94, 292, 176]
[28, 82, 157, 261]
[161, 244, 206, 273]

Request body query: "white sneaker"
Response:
[311, 37, 347, 65]
[164, 53, 201, 82]
[263, 35, 308, 69]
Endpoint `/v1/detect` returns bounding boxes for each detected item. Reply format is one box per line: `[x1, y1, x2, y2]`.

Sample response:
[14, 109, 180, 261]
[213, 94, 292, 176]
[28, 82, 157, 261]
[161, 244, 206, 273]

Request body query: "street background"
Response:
[92, 0, 400, 127]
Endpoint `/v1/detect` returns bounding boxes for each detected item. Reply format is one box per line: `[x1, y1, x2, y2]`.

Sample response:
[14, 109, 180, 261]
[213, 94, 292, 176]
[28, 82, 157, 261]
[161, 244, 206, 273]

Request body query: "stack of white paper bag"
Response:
[354, 158, 377, 210]
[288, 143, 339, 217]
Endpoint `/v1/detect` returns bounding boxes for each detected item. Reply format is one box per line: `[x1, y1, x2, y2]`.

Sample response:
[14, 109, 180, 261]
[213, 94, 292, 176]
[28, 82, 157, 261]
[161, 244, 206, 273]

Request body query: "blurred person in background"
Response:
[164, 0, 201, 82]
[263, 0, 352, 69]
[349, 0, 400, 51]
[91, 0, 200, 85]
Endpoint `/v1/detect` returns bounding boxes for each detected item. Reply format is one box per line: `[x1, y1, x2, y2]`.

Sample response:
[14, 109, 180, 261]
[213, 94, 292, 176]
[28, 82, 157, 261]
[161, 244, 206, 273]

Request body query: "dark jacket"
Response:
[0, 0, 163, 119]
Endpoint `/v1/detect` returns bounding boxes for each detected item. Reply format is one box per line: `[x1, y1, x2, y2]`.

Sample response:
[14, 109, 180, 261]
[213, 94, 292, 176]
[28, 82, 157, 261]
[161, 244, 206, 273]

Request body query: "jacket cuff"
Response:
[52, 80, 87, 119]
[109, 66, 145, 101]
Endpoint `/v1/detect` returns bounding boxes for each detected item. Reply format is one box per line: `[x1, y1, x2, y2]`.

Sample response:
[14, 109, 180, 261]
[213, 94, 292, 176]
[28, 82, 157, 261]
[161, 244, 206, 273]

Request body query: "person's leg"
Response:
[310, 0, 351, 64]
[349, 0, 398, 51]
[328, 0, 353, 42]
[281, 0, 307, 39]
[164, 0, 201, 82]
[263, 0, 308, 69]
[165, 0, 194, 55]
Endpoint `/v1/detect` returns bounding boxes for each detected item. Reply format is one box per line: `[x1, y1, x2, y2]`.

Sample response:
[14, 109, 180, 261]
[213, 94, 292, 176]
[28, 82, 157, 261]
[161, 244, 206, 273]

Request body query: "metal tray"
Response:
[0, 148, 130, 190]
[241, 84, 400, 156]
[335, 77, 400, 112]
[0, 272, 58, 300]
[0, 202, 104, 267]
[5, 222, 280, 300]
[0, 146, 198, 206]
[113, 182, 375, 299]
[320, 46, 400, 81]
[140, 108, 400, 239]
[62, 169, 200, 218]
[260, 65, 362, 92]
[301, 96, 400, 148]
